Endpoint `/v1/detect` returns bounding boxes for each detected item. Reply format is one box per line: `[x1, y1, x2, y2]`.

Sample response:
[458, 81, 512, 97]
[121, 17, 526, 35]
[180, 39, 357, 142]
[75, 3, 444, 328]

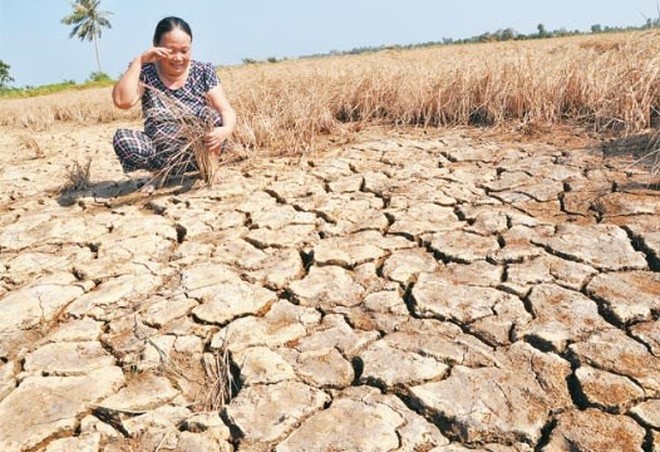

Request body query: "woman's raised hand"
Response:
[140, 47, 172, 65]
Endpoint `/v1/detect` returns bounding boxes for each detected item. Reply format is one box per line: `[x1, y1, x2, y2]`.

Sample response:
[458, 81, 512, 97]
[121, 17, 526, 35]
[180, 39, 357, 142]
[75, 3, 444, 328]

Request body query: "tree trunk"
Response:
[94, 33, 102, 73]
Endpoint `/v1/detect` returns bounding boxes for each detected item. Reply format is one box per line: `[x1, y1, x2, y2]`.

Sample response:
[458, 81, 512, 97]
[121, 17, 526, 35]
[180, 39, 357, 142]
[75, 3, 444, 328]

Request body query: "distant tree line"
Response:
[237, 14, 658, 65]
[296, 16, 660, 60]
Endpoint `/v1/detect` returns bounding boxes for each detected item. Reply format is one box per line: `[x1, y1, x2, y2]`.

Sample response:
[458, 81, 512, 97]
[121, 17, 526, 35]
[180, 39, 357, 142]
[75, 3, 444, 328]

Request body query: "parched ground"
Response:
[0, 121, 658, 451]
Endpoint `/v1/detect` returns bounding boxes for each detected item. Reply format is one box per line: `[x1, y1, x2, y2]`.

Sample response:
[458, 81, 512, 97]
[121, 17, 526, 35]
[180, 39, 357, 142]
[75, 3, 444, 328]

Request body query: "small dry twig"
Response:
[153, 430, 172, 452]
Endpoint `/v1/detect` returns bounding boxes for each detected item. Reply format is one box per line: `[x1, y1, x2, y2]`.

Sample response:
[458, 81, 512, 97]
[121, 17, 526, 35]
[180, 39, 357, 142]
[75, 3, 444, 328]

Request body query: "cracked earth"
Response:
[0, 122, 658, 451]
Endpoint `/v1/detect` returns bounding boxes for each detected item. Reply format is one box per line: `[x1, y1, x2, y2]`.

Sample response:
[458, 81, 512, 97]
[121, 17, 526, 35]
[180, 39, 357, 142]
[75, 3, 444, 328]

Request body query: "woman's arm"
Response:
[112, 48, 171, 109]
[112, 56, 144, 109]
[205, 84, 237, 153]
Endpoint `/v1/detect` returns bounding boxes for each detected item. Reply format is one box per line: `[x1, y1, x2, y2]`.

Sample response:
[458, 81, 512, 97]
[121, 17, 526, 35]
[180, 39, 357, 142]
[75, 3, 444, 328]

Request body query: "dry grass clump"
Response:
[61, 158, 91, 192]
[143, 340, 237, 413]
[2, 30, 659, 159]
[200, 348, 236, 411]
[18, 132, 45, 159]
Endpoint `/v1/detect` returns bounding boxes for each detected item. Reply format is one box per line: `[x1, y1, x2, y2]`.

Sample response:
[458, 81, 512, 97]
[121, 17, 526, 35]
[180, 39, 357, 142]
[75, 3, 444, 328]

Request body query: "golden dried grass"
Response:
[1, 31, 658, 157]
[17, 131, 45, 159]
[0, 87, 138, 130]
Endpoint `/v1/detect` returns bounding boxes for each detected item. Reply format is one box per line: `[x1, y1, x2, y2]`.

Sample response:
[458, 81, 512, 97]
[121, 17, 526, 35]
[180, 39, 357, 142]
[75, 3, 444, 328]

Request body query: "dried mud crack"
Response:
[0, 125, 658, 451]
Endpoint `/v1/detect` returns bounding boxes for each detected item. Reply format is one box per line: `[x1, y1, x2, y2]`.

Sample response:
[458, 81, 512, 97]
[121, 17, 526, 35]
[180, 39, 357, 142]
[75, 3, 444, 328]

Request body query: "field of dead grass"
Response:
[1, 30, 658, 158]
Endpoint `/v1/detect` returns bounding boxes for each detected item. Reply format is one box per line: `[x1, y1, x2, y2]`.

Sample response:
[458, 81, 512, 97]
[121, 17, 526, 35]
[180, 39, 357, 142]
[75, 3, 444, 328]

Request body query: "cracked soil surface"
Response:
[0, 122, 658, 451]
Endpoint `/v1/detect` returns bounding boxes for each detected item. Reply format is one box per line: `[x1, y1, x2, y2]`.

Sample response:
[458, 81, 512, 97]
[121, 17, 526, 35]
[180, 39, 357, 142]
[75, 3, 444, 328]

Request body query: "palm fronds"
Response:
[61, 0, 113, 41]
[61, 0, 112, 73]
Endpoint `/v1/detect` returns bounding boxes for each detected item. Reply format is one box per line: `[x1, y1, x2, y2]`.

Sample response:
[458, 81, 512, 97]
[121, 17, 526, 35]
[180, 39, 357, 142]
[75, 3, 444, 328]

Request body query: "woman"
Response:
[112, 16, 236, 177]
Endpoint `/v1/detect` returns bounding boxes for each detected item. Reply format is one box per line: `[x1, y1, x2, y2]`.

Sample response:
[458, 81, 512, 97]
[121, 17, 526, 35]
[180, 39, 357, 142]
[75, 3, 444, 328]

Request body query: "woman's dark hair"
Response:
[153, 17, 192, 45]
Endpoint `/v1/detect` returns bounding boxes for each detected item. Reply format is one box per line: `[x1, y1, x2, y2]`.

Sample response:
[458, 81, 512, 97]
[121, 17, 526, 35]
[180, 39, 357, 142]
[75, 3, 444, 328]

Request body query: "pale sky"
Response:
[0, 0, 657, 87]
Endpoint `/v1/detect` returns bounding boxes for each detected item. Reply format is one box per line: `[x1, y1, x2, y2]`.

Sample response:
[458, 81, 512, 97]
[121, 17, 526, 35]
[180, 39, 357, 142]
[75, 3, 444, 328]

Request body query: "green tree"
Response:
[0, 60, 14, 88]
[498, 28, 517, 41]
[61, 0, 112, 74]
[537, 23, 548, 38]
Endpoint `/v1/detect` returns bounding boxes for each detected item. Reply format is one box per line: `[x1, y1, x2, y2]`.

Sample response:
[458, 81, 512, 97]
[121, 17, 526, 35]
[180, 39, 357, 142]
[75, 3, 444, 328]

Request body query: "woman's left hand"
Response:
[204, 127, 231, 154]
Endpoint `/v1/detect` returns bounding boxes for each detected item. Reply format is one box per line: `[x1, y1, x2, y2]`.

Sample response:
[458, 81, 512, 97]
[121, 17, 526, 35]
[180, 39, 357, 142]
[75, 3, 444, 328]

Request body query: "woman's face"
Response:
[157, 28, 192, 77]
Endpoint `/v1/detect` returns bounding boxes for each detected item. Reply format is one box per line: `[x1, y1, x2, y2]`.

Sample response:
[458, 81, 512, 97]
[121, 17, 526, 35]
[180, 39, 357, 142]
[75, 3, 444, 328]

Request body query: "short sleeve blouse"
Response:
[139, 60, 220, 119]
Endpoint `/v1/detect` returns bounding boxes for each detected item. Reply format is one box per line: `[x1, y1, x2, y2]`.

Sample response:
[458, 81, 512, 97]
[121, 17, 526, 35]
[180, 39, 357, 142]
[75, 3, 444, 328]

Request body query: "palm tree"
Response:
[61, 0, 112, 74]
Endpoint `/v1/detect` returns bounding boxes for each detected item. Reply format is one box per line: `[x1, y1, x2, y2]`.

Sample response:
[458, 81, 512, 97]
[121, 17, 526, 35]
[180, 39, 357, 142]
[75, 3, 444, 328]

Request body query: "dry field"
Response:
[1, 30, 660, 451]
[1, 30, 659, 158]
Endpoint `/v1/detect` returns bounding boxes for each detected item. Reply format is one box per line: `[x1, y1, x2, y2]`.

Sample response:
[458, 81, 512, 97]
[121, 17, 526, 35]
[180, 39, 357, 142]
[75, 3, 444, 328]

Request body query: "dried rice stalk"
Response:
[201, 345, 236, 411]
[140, 83, 238, 189]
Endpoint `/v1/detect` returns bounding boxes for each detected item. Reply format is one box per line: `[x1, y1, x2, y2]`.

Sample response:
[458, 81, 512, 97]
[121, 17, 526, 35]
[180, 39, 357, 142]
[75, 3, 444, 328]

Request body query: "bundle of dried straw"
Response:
[141, 84, 241, 189]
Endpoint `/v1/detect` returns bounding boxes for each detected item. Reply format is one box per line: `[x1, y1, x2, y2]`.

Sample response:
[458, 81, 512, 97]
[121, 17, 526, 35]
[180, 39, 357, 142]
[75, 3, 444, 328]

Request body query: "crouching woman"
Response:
[111, 16, 236, 178]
